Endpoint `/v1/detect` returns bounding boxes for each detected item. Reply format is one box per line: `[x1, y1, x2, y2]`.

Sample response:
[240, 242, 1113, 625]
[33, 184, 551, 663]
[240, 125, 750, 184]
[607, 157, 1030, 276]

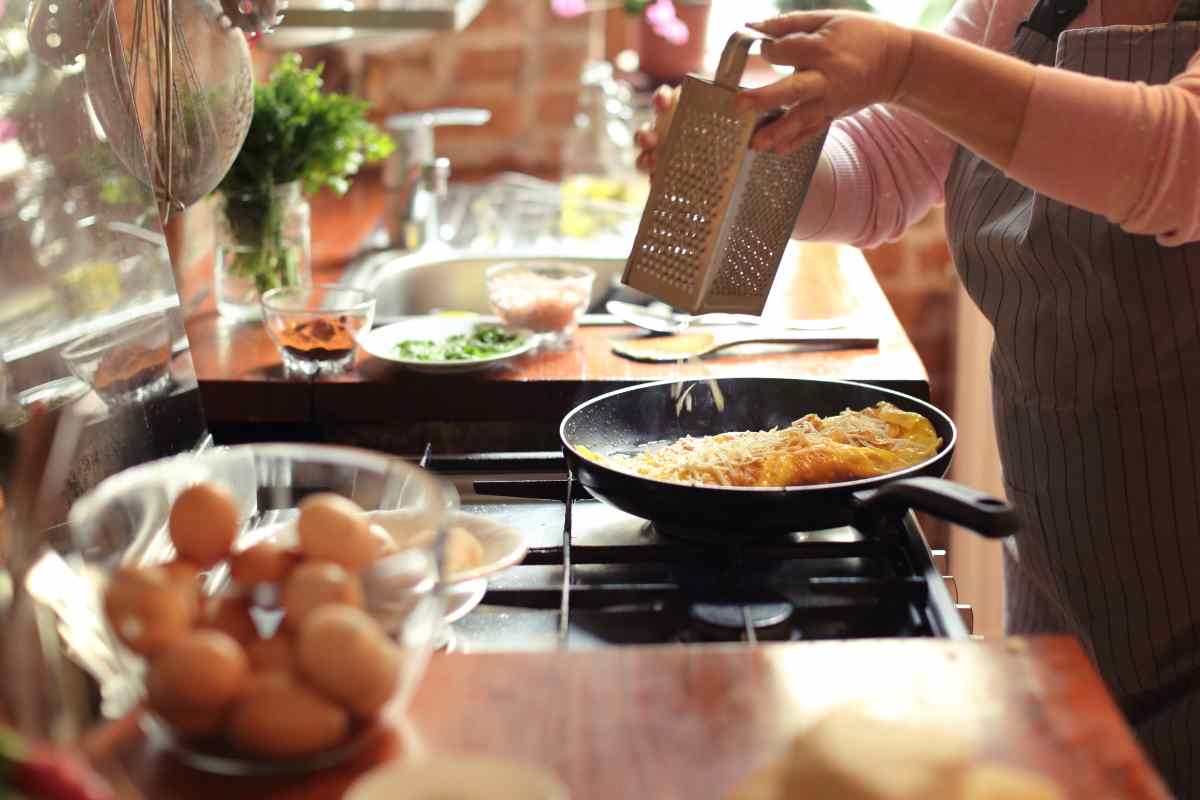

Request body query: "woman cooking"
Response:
[637, 0, 1200, 794]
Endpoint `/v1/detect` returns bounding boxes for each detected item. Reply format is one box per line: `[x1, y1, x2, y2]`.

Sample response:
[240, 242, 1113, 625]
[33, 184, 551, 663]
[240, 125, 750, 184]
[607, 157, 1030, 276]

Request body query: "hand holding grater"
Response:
[622, 30, 830, 316]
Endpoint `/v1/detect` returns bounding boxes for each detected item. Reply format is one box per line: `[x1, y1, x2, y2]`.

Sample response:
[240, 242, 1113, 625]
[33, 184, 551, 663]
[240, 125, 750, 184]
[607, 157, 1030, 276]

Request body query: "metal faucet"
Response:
[382, 108, 491, 252]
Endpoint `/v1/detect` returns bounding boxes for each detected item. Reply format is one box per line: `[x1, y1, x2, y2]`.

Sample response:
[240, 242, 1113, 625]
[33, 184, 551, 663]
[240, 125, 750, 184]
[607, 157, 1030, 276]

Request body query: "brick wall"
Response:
[861, 207, 959, 414]
[273, 1, 603, 177]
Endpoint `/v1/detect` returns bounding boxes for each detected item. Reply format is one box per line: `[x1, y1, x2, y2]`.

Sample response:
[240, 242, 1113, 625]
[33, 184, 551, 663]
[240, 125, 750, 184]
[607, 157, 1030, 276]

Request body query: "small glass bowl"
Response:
[485, 262, 595, 347]
[60, 312, 172, 406]
[261, 285, 375, 376]
[67, 443, 453, 776]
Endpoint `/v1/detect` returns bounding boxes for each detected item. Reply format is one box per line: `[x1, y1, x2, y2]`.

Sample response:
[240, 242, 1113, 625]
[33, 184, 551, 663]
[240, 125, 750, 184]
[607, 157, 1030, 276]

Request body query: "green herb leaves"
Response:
[394, 326, 528, 361]
[218, 53, 394, 199]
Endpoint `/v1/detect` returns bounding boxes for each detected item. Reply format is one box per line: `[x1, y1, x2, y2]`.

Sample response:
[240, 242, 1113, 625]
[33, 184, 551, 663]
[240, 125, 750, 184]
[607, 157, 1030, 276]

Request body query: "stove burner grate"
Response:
[418, 449, 966, 647]
[688, 601, 795, 643]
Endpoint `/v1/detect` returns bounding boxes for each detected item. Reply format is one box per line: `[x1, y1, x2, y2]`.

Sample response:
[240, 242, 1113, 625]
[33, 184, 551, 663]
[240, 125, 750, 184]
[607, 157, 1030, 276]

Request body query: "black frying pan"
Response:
[560, 377, 1018, 539]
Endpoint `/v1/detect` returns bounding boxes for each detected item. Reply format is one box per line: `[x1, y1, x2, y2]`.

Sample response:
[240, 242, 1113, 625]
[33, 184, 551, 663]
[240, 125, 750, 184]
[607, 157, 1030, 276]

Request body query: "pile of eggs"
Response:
[102, 482, 455, 759]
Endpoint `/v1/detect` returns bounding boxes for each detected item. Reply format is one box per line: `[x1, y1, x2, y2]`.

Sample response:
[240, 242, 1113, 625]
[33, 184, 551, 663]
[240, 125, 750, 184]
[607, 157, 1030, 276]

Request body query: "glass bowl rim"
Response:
[483, 262, 598, 283]
[68, 442, 454, 543]
[59, 313, 169, 362]
[260, 284, 377, 315]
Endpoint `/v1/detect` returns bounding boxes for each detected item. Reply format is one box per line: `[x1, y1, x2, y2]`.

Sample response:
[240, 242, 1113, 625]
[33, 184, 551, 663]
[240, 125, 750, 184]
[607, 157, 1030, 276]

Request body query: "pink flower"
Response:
[550, 0, 588, 16]
[654, 16, 689, 44]
[645, 0, 689, 44]
[549, 0, 689, 44]
[644, 0, 676, 26]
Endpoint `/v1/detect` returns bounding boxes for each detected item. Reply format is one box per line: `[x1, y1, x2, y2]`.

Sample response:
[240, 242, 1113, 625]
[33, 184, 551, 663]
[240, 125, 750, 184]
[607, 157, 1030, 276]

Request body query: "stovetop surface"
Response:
[441, 464, 965, 651]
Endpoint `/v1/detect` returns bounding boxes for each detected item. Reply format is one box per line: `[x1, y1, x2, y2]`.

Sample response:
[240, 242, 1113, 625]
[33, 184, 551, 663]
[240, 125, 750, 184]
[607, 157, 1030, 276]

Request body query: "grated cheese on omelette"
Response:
[579, 402, 941, 487]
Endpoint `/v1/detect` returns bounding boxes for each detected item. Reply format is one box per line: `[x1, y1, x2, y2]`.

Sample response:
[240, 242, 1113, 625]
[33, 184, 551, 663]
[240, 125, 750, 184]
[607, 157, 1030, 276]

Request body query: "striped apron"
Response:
[944, 1, 1200, 794]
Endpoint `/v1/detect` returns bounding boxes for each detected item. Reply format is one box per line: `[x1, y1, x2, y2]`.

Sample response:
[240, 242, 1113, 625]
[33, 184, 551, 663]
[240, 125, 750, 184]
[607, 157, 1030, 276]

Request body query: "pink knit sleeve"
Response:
[796, 0, 1000, 248]
[1007, 50, 1200, 247]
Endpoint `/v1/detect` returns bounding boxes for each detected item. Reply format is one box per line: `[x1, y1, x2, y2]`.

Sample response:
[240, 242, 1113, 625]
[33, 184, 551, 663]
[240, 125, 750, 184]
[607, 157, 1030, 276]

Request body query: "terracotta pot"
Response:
[636, 2, 711, 84]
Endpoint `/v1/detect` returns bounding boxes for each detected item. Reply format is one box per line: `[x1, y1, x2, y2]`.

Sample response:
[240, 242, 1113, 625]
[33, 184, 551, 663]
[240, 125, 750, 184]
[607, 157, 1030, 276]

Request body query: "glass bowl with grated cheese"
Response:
[485, 262, 595, 347]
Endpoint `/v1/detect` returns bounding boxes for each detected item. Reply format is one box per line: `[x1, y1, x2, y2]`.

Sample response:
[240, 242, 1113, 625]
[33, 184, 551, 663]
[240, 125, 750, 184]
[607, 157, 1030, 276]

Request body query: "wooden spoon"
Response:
[609, 329, 880, 363]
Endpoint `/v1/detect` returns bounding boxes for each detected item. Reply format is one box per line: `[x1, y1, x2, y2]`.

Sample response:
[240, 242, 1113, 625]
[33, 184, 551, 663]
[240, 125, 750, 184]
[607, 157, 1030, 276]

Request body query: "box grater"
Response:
[622, 30, 829, 316]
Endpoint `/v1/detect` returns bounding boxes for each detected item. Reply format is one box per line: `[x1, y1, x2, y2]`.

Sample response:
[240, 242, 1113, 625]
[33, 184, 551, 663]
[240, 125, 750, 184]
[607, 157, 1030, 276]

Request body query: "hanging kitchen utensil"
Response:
[84, 0, 254, 219]
[622, 30, 828, 316]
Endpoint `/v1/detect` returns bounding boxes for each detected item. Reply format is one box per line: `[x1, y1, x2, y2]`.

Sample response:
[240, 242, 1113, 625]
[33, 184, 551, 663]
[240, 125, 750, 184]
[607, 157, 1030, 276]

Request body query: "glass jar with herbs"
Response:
[213, 54, 393, 321]
[215, 182, 310, 320]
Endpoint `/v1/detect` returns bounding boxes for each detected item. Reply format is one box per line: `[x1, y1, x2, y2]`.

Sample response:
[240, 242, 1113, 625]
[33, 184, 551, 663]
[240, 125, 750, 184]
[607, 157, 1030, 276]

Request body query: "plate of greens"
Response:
[360, 316, 538, 373]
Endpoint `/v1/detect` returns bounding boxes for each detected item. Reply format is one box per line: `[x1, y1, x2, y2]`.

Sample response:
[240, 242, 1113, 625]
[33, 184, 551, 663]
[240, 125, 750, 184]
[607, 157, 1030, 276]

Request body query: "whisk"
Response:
[85, 0, 255, 220]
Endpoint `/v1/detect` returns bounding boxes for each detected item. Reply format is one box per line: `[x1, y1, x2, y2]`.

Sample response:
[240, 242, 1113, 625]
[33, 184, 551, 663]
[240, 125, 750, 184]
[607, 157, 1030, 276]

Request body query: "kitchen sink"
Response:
[341, 247, 651, 324]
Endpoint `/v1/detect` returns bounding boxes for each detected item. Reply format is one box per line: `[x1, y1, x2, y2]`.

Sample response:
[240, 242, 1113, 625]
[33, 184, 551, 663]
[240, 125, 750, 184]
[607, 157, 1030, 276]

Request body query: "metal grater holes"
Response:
[711, 141, 817, 297]
[634, 108, 743, 291]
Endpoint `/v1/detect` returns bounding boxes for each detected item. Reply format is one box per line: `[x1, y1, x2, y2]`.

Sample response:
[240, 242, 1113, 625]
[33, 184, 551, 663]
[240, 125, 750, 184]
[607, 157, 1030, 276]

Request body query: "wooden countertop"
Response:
[181, 182, 928, 430]
[121, 636, 1169, 799]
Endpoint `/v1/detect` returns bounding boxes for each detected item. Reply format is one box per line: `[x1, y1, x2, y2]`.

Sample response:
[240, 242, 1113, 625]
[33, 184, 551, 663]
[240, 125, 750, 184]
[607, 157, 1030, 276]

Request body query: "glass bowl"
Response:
[261, 285, 375, 376]
[66, 443, 453, 776]
[485, 262, 596, 346]
[60, 312, 172, 406]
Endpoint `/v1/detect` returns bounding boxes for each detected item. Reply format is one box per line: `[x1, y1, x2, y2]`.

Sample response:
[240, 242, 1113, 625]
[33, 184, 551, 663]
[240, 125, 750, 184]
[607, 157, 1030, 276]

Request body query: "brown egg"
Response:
[103, 565, 192, 656]
[245, 634, 294, 674]
[146, 630, 249, 713]
[154, 703, 226, 738]
[408, 527, 484, 578]
[169, 482, 240, 567]
[198, 593, 259, 644]
[160, 558, 203, 588]
[367, 523, 399, 558]
[297, 493, 375, 571]
[230, 542, 297, 586]
[295, 605, 400, 718]
[281, 561, 363, 631]
[159, 559, 204, 616]
[226, 673, 350, 759]
[442, 527, 484, 577]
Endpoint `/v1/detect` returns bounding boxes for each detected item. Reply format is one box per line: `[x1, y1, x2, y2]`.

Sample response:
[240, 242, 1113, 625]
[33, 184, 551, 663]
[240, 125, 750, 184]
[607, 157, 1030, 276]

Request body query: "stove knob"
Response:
[942, 575, 959, 604]
[956, 604, 974, 635]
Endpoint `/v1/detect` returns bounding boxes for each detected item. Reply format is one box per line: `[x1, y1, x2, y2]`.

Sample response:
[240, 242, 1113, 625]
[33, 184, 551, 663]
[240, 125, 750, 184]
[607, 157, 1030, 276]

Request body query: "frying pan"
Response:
[559, 377, 1018, 539]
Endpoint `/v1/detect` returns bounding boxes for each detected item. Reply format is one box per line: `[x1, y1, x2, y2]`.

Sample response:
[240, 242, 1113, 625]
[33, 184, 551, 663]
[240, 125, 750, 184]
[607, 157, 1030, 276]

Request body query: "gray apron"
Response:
[944, 1, 1200, 794]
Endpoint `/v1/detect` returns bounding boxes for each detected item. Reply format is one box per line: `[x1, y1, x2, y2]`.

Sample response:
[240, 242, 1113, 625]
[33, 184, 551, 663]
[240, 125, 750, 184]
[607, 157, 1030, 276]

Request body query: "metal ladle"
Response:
[605, 300, 847, 334]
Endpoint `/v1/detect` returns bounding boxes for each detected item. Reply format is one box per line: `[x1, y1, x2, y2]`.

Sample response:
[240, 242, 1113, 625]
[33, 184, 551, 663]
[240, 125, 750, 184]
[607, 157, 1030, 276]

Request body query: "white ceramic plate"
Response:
[443, 578, 488, 624]
[359, 317, 538, 374]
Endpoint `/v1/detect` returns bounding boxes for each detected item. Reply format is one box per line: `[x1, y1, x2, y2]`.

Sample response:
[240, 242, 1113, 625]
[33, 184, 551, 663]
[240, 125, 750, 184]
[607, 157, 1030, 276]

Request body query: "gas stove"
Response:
[424, 451, 970, 651]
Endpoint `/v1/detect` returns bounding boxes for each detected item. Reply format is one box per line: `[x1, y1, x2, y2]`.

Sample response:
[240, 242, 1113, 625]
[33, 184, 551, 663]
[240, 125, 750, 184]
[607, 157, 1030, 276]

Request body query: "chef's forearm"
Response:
[893, 28, 1036, 170]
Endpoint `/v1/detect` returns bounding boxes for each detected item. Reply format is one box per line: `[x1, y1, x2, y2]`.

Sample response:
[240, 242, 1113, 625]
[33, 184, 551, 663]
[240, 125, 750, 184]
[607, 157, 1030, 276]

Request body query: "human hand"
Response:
[735, 12, 913, 154]
[634, 85, 679, 175]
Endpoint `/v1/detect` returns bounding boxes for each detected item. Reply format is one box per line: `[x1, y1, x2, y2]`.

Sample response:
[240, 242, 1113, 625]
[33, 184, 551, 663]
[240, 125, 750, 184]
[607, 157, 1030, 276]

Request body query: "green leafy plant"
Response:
[217, 53, 394, 294]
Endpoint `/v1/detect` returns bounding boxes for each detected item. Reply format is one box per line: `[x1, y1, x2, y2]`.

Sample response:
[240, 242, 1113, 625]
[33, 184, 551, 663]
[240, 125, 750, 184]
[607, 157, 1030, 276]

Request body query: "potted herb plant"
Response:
[214, 53, 393, 321]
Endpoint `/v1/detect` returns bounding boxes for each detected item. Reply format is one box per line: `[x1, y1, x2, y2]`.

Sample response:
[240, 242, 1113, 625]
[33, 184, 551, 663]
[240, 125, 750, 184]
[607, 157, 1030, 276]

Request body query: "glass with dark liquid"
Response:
[261, 286, 375, 376]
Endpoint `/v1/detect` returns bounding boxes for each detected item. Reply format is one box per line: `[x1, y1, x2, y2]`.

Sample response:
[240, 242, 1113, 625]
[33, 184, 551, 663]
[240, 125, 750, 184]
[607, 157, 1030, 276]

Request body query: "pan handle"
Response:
[851, 477, 1019, 539]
